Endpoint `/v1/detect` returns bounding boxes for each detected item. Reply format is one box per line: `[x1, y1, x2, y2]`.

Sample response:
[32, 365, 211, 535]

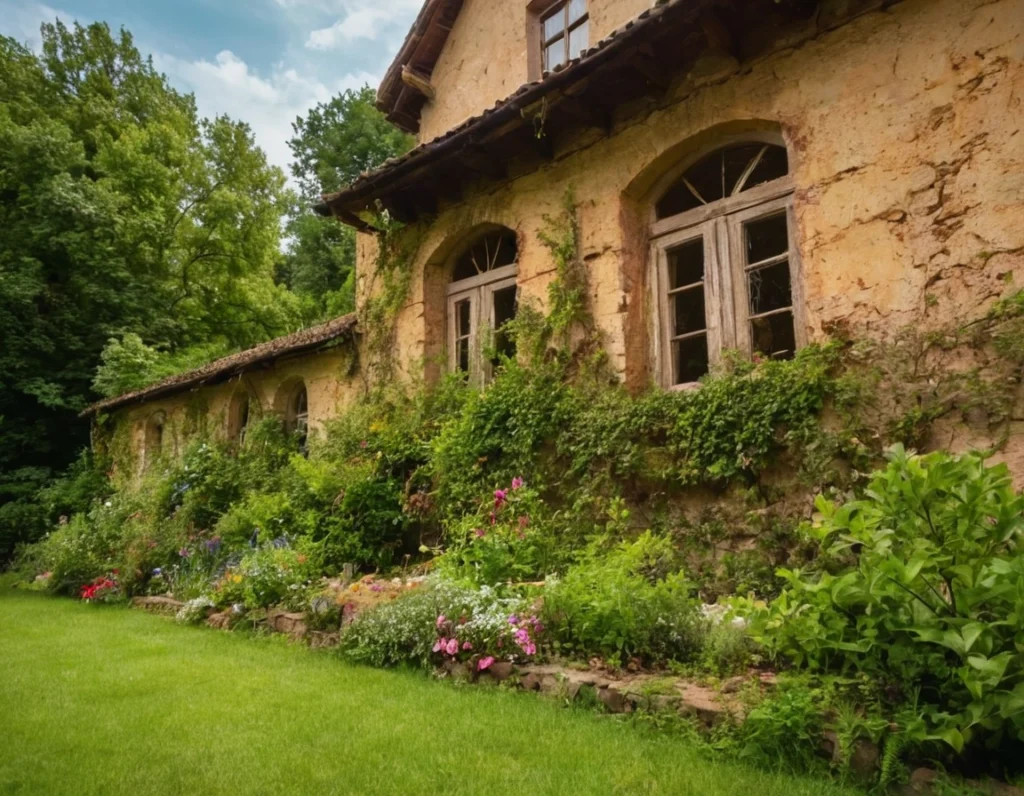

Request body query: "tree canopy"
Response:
[0, 21, 410, 559]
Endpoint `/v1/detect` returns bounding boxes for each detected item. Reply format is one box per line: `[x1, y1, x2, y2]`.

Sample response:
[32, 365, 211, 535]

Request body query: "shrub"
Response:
[541, 532, 705, 666]
[339, 581, 530, 669]
[233, 542, 317, 610]
[742, 446, 1024, 751]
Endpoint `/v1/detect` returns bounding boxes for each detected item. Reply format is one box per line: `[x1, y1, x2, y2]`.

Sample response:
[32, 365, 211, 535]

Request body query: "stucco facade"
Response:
[92, 332, 361, 478]
[93, 0, 1024, 479]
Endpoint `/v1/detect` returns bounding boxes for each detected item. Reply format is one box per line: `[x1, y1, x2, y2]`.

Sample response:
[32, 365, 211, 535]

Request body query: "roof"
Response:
[376, 0, 464, 133]
[82, 314, 358, 417]
[322, 0, 724, 226]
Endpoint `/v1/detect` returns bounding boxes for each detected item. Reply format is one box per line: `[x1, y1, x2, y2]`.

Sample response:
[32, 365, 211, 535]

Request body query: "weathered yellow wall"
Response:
[108, 346, 361, 477]
[360, 0, 1024, 463]
[419, 0, 658, 143]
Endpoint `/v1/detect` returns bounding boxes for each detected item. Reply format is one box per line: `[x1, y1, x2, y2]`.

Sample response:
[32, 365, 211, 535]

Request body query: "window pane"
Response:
[673, 287, 706, 337]
[457, 338, 470, 373]
[723, 143, 767, 197]
[748, 260, 792, 316]
[543, 11, 564, 41]
[751, 311, 796, 360]
[568, 0, 586, 24]
[668, 239, 703, 288]
[745, 145, 789, 190]
[568, 19, 589, 60]
[457, 299, 471, 337]
[492, 286, 518, 361]
[544, 39, 565, 71]
[745, 213, 788, 265]
[672, 334, 709, 384]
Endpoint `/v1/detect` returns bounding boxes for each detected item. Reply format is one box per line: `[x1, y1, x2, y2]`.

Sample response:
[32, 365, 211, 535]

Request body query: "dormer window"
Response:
[541, 0, 589, 73]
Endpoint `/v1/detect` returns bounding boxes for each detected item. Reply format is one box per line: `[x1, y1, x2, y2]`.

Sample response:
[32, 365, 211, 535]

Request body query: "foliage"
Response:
[541, 533, 705, 666]
[0, 21, 299, 559]
[232, 542, 317, 611]
[339, 581, 531, 670]
[280, 86, 413, 323]
[740, 446, 1024, 752]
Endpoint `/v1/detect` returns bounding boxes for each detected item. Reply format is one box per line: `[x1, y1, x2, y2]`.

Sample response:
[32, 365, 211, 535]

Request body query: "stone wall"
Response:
[356, 0, 1024, 468]
[104, 345, 361, 478]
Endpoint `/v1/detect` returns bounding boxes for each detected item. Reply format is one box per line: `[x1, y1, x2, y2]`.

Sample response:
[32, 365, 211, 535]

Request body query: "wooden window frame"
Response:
[531, 0, 589, 76]
[447, 263, 518, 384]
[650, 176, 804, 389]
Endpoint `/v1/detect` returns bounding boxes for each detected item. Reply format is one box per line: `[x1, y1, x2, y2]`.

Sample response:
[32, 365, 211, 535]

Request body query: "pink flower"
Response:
[489, 512, 497, 526]
[511, 477, 524, 490]
[433, 637, 446, 653]
[494, 489, 507, 509]
[462, 641, 473, 650]
[436, 615, 447, 629]
[474, 528, 486, 538]
[445, 638, 459, 656]
[478, 656, 495, 672]
[508, 615, 520, 626]
[360, 440, 368, 449]
[370, 583, 383, 592]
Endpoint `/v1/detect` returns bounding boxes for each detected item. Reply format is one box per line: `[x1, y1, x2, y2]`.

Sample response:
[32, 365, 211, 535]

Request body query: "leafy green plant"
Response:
[541, 532, 705, 665]
[743, 446, 1024, 751]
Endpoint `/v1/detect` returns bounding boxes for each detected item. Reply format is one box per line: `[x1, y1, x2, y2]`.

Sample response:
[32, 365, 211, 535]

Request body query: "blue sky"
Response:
[1, 0, 423, 176]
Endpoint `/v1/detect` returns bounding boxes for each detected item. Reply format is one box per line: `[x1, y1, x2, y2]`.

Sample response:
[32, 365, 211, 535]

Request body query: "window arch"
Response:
[649, 135, 802, 388]
[143, 411, 166, 470]
[276, 380, 309, 452]
[447, 227, 520, 382]
[227, 390, 251, 446]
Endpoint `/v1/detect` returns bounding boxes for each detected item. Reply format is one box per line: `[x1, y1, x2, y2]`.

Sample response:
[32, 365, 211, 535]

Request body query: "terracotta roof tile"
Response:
[81, 314, 358, 417]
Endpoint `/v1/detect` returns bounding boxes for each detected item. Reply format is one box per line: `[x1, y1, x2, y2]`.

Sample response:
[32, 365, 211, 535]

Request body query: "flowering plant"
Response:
[80, 574, 121, 603]
[440, 477, 558, 586]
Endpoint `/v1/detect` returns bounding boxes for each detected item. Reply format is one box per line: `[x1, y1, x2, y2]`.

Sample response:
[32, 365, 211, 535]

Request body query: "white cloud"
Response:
[4, 1, 70, 49]
[304, 0, 422, 49]
[155, 50, 378, 178]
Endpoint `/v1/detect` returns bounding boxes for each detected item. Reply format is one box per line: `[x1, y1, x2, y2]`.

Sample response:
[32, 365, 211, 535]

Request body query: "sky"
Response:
[0, 0, 423, 176]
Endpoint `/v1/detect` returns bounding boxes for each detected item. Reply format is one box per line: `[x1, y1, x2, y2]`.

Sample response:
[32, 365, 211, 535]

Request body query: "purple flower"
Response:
[152, 568, 162, 576]
[508, 615, 520, 626]
[474, 528, 486, 538]
[511, 477, 524, 490]
[178, 548, 190, 558]
[205, 537, 222, 554]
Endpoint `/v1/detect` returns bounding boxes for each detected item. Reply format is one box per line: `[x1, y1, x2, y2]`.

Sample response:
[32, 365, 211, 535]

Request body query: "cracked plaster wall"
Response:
[359, 0, 1024, 472]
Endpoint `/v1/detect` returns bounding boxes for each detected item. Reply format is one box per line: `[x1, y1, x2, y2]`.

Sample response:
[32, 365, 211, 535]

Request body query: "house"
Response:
[86, 0, 1023, 476]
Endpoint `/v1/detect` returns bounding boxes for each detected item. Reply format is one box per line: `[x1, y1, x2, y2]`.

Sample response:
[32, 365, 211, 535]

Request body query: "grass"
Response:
[0, 590, 859, 795]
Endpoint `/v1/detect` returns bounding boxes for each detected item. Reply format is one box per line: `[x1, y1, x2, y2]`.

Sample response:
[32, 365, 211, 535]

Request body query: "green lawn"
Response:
[0, 591, 857, 795]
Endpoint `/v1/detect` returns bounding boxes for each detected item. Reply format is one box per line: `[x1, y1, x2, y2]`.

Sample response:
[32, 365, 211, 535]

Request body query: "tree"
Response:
[279, 87, 413, 320]
[0, 21, 298, 558]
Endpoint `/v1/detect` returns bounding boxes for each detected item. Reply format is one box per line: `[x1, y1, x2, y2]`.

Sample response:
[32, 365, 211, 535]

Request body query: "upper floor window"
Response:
[448, 228, 519, 383]
[541, 0, 589, 73]
[650, 140, 802, 388]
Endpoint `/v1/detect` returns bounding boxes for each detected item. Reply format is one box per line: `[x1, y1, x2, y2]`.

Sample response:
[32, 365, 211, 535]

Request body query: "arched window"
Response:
[286, 383, 309, 448]
[227, 391, 251, 447]
[143, 411, 165, 470]
[447, 228, 519, 382]
[650, 138, 801, 387]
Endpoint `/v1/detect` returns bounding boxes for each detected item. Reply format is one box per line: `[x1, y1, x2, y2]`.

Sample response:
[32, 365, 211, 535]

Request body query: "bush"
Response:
[339, 581, 531, 669]
[741, 446, 1024, 752]
[541, 532, 705, 666]
[232, 542, 318, 610]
